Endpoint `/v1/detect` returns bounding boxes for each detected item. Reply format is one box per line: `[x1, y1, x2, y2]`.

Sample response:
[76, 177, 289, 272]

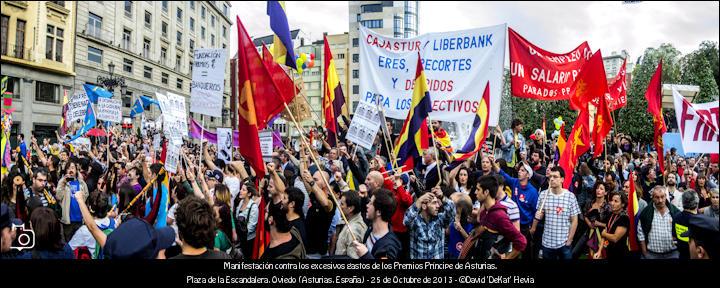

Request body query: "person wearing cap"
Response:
[1, 203, 27, 259]
[672, 190, 700, 259]
[494, 159, 539, 260]
[680, 214, 719, 259]
[74, 189, 175, 259]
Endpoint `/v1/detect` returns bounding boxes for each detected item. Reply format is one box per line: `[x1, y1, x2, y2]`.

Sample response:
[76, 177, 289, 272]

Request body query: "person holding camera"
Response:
[56, 159, 90, 242]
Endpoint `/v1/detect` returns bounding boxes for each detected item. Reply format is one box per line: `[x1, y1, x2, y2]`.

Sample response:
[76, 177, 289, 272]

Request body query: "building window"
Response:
[211, 34, 215, 46]
[189, 61, 193, 74]
[361, 4, 383, 13]
[189, 17, 195, 31]
[162, 1, 168, 13]
[201, 6, 206, 19]
[123, 91, 132, 108]
[123, 58, 133, 73]
[122, 29, 131, 50]
[352, 54, 359, 63]
[49, 1, 65, 7]
[337, 53, 345, 59]
[353, 85, 359, 94]
[161, 72, 169, 85]
[161, 21, 168, 37]
[88, 46, 103, 64]
[88, 13, 102, 39]
[144, 11, 152, 28]
[177, 7, 183, 22]
[223, 4, 228, 16]
[144, 66, 152, 78]
[353, 69, 359, 79]
[143, 39, 151, 57]
[177, 31, 182, 44]
[356, 13, 361, 22]
[222, 26, 227, 38]
[1, 15, 9, 56]
[36, 81, 60, 103]
[352, 38, 358, 47]
[14, 20, 25, 59]
[189, 1, 195, 10]
[45, 25, 64, 62]
[394, 15, 402, 35]
[124, 1, 133, 18]
[211, 15, 215, 27]
[201, 26, 205, 39]
[0, 76, 21, 99]
[361, 20, 383, 29]
[189, 39, 194, 51]
[176, 54, 181, 70]
[161, 47, 167, 64]
[176, 78, 183, 90]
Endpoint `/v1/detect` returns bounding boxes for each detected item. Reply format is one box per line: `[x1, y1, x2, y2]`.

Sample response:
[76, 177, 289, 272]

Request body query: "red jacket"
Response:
[379, 167, 413, 234]
[478, 202, 527, 252]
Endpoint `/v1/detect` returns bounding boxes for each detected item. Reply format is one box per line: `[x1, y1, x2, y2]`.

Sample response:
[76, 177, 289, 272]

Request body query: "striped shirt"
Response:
[536, 189, 580, 249]
[637, 208, 676, 253]
[499, 195, 520, 223]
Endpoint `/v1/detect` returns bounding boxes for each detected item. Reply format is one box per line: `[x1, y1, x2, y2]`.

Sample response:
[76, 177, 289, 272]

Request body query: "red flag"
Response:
[645, 60, 667, 173]
[569, 50, 609, 111]
[237, 19, 295, 131]
[323, 35, 345, 147]
[608, 58, 628, 110]
[592, 95, 614, 158]
[236, 15, 268, 182]
[252, 194, 267, 259]
[559, 109, 591, 189]
[261, 44, 297, 116]
[627, 173, 640, 251]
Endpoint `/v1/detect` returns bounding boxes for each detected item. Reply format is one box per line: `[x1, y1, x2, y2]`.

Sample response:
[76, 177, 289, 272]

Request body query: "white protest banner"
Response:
[259, 130, 273, 162]
[672, 87, 719, 153]
[67, 92, 90, 123]
[156, 92, 187, 145]
[71, 137, 91, 152]
[153, 133, 162, 150]
[96, 97, 122, 123]
[190, 48, 226, 118]
[164, 143, 181, 174]
[359, 25, 505, 126]
[216, 128, 233, 163]
[346, 101, 382, 150]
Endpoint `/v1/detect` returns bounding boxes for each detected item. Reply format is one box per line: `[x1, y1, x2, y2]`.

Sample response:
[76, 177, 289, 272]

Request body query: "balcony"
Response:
[3, 44, 31, 60]
[84, 24, 108, 43]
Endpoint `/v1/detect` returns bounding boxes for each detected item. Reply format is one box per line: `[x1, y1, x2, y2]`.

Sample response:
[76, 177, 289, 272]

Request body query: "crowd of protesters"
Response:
[1, 117, 718, 260]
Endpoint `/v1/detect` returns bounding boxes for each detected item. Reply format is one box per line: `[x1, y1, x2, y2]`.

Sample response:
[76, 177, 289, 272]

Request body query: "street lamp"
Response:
[97, 61, 127, 95]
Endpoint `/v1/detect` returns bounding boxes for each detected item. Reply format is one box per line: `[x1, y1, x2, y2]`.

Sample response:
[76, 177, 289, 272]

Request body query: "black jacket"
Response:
[360, 225, 402, 260]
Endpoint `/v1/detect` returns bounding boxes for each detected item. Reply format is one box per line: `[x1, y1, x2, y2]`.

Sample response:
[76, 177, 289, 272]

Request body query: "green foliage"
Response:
[681, 42, 720, 103]
[617, 44, 682, 143]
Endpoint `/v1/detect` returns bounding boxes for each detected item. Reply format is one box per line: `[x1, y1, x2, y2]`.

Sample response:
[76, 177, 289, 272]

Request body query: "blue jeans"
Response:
[542, 245, 572, 260]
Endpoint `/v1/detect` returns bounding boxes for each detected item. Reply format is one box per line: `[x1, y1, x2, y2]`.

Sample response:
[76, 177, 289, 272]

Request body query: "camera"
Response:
[10, 224, 35, 251]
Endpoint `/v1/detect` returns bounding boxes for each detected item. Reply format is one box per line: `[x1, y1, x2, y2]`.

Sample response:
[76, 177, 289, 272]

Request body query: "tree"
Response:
[506, 69, 577, 139]
[617, 43, 682, 143]
[681, 42, 720, 104]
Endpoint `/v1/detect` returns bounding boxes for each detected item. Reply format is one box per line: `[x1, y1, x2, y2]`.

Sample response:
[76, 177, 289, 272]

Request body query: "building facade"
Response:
[1, 1, 77, 142]
[348, 1, 418, 113]
[73, 0, 232, 131]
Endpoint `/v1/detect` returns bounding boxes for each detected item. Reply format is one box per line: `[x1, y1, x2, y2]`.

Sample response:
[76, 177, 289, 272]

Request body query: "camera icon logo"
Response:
[11, 224, 35, 251]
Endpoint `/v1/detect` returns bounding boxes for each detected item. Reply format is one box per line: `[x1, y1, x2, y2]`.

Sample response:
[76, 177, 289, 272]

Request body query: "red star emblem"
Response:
[555, 206, 564, 214]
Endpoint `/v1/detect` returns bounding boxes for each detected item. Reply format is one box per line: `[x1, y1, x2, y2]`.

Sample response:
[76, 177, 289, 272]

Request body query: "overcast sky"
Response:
[229, 1, 719, 61]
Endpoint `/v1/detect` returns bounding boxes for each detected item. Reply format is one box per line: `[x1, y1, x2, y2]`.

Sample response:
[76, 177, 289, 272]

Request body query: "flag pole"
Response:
[199, 116, 204, 168]
[375, 99, 398, 171]
[288, 70, 357, 242]
[427, 117, 444, 187]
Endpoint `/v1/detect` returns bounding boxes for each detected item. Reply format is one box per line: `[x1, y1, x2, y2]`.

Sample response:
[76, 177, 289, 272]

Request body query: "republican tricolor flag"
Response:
[451, 82, 491, 164]
[323, 35, 345, 147]
[394, 53, 433, 172]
